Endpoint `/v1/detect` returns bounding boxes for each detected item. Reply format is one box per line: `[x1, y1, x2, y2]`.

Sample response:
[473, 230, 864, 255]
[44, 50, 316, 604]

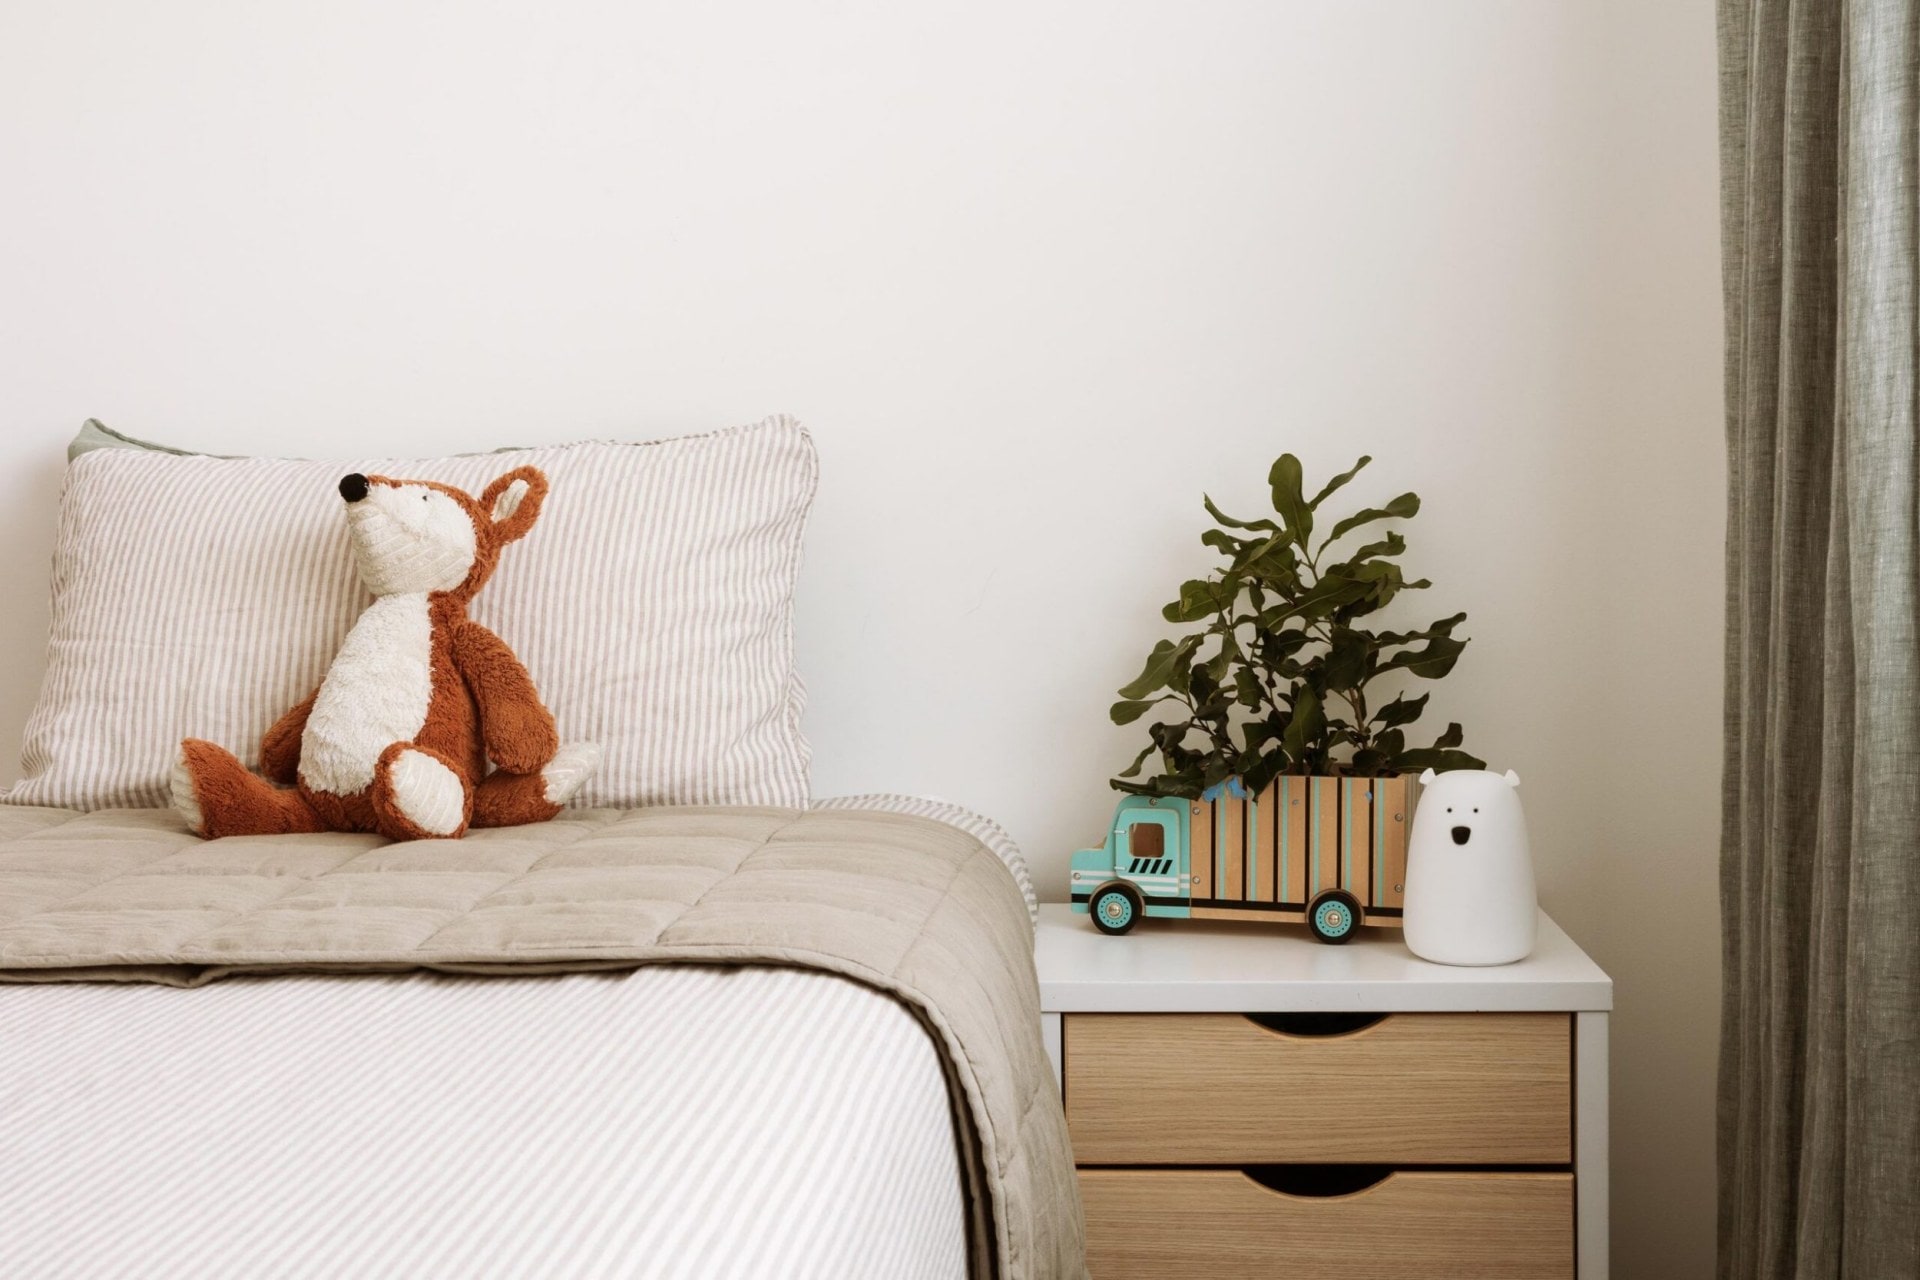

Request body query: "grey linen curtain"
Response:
[1719, 1, 1920, 1276]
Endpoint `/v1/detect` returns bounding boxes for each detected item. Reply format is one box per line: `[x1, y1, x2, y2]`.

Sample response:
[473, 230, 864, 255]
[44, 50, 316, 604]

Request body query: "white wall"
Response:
[0, 2, 1723, 1273]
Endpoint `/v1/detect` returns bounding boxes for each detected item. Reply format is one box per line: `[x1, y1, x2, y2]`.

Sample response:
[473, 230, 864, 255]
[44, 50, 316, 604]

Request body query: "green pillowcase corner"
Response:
[69, 420, 217, 462]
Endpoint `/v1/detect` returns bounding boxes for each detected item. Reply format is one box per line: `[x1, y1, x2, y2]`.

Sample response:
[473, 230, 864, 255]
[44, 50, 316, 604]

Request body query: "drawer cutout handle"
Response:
[1244, 1165, 1393, 1199]
[1243, 1011, 1387, 1038]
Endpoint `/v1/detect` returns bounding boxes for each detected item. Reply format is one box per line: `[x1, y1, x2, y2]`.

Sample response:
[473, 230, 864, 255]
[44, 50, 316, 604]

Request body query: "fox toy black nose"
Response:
[338, 474, 368, 503]
[1451, 825, 1472, 846]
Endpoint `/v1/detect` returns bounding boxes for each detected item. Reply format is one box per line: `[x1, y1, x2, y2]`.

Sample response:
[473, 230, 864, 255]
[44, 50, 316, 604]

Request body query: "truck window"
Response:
[1129, 821, 1164, 860]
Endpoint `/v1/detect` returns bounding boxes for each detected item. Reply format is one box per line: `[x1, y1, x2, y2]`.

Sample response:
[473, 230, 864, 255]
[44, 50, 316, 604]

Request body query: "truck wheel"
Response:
[1090, 883, 1143, 936]
[1306, 889, 1362, 944]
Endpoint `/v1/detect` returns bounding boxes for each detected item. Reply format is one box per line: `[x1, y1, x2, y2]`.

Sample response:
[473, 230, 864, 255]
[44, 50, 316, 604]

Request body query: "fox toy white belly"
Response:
[298, 593, 437, 796]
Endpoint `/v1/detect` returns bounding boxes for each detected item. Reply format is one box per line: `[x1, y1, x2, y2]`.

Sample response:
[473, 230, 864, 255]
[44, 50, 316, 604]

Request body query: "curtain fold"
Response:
[1719, 1, 1920, 1276]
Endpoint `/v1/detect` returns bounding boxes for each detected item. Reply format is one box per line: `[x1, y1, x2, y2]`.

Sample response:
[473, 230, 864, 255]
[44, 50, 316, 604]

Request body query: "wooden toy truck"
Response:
[1069, 775, 1417, 943]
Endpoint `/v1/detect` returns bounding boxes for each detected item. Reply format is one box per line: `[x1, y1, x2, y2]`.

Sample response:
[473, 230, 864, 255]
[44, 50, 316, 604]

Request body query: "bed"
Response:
[0, 419, 1085, 1277]
[0, 804, 1082, 1279]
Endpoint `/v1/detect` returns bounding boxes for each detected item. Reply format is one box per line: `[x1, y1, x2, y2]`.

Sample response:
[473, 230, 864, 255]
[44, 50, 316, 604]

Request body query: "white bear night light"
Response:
[1403, 768, 1537, 966]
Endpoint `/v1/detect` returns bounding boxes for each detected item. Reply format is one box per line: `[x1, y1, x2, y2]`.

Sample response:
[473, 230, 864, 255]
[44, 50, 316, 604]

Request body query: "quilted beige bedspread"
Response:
[0, 803, 1086, 1280]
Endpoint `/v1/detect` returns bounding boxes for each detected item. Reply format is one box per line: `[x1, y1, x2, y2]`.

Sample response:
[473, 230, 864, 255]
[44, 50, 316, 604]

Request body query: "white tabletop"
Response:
[1034, 903, 1612, 1013]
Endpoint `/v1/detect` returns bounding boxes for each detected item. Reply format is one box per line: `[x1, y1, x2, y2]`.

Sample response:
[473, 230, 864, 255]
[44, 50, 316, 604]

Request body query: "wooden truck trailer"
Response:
[1068, 775, 1416, 943]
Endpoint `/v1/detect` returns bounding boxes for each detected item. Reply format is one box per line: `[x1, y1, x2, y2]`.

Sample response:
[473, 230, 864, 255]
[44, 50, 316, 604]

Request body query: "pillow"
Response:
[5, 417, 816, 812]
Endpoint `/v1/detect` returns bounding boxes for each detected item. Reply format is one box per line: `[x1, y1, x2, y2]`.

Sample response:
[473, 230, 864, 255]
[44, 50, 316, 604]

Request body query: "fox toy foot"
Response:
[173, 739, 326, 839]
[369, 743, 474, 841]
[471, 742, 600, 829]
[541, 742, 600, 807]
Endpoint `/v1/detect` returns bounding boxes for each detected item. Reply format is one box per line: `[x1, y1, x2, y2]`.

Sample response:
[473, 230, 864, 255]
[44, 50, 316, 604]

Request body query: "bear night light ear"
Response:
[1504, 769, 1521, 787]
[1419, 768, 1437, 785]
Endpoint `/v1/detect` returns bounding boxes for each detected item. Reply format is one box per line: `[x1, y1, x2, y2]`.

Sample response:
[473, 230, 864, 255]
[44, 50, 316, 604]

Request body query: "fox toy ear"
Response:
[481, 467, 548, 544]
[492, 479, 530, 520]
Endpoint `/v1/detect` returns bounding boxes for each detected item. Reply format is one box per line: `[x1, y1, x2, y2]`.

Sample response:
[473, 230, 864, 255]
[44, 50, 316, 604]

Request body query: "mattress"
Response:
[0, 962, 966, 1279]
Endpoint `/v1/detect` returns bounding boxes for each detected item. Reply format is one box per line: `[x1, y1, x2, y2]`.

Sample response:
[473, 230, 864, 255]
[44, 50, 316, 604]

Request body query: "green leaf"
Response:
[1253, 627, 1312, 659]
[1323, 627, 1371, 689]
[1117, 639, 1175, 698]
[1114, 743, 1158, 780]
[1349, 559, 1406, 585]
[1149, 717, 1190, 748]
[1199, 756, 1239, 793]
[1259, 574, 1372, 625]
[1268, 454, 1312, 546]
[1381, 634, 1466, 680]
[1370, 692, 1430, 727]
[1238, 530, 1300, 576]
[1309, 455, 1371, 509]
[1163, 578, 1234, 624]
[1324, 492, 1420, 545]
[1204, 495, 1278, 533]
[1241, 716, 1280, 751]
[1348, 747, 1388, 776]
[1393, 747, 1487, 773]
[1186, 662, 1217, 703]
[1205, 630, 1242, 680]
[1113, 766, 1206, 798]
[1241, 754, 1289, 792]
[1349, 531, 1406, 562]
[1370, 613, 1466, 648]
[1200, 528, 1245, 559]
[1281, 686, 1324, 759]
[1110, 697, 1174, 725]
[1118, 635, 1202, 698]
[1431, 721, 1465, 749]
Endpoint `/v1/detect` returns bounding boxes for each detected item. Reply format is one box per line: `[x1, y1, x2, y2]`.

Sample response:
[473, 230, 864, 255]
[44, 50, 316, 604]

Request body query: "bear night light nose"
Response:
[1451, 825, 1471, 845]
[339, 473, 369, 503]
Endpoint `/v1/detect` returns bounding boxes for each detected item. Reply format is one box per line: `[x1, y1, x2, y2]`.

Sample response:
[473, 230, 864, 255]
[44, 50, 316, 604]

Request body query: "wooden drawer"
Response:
[1082, 1167, 1573, 1279]
[1064, 1012, 1570, 1164]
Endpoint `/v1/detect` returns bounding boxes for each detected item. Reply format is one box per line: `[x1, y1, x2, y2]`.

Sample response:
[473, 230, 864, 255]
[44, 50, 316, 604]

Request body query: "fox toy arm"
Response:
[259, 688, 318, 783]
[450, 620, 559, 774]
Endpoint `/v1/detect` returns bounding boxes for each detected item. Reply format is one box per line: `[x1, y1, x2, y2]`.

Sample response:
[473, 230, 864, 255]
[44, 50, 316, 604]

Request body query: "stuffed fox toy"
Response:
[171, 467, 598, 841]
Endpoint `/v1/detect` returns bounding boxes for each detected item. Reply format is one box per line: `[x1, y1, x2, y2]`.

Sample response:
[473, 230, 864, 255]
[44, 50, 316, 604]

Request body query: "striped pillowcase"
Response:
[4, 418, 816, 812]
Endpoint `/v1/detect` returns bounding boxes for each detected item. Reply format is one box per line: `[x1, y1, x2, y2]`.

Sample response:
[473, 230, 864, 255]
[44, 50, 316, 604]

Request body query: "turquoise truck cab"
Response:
[1069, 794, 1196, 933]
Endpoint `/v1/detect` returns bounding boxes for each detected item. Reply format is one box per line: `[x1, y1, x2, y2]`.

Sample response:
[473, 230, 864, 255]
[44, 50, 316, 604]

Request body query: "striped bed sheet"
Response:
[0, 963, 967, 1280]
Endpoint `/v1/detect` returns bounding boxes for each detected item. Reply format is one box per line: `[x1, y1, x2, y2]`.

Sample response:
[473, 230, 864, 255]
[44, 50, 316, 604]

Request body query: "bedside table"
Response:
[1035, 903, 1612, 1279]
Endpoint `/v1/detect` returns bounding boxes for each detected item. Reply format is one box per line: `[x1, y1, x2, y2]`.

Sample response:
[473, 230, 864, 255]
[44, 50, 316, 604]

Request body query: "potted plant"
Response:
[1070, 452, 1484, 942]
